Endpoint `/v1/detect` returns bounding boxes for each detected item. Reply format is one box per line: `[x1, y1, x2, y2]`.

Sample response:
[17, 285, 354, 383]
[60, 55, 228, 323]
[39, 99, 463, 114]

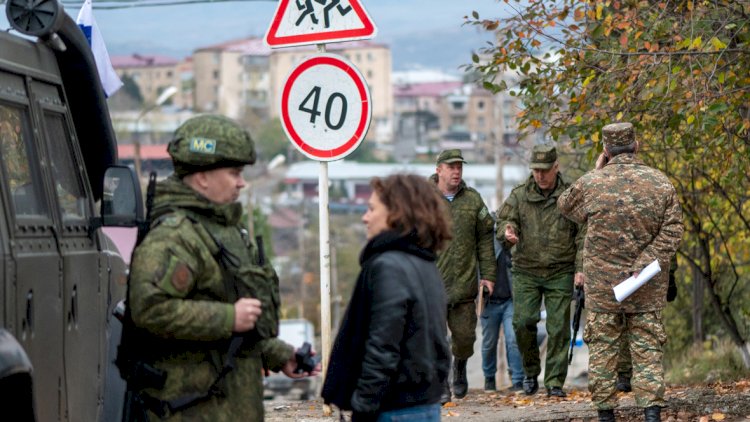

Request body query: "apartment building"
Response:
[192, 38, 271, 120]
[111, 54, 192, 109]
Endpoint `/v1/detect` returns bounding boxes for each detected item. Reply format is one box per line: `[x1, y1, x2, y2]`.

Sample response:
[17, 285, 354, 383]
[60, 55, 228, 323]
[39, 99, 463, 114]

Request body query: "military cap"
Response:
[529, 145, 557, 170]
[168, 115, 256, 177]
[436, 149, 467, 165]
[603, 122, 635, 148]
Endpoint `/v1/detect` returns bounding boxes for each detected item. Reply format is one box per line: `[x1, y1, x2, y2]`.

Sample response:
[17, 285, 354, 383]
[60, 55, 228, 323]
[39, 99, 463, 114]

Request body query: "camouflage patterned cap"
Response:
[603, 122, 635, 148]
[436, 149, 467, 165]
[529, 144, 557, 170]
[168, 114, 256, 177]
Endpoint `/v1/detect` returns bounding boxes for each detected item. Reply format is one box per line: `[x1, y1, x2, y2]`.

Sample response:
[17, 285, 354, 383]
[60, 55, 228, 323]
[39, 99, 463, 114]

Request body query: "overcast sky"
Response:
[2, 0, 508, 74]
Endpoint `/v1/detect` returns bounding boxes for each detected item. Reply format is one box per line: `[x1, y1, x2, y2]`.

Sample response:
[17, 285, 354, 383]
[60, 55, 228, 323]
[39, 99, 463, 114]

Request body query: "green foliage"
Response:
[467, 1, 750, 361]
[120, 74, 143, 105]
[666, 339, 750, 385]
[243, 207, 274, 260]
[253, 118, 288, 162]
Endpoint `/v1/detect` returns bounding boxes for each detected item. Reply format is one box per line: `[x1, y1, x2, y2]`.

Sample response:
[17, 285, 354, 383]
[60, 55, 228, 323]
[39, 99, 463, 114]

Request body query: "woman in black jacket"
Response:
[322, 174, 452, 422]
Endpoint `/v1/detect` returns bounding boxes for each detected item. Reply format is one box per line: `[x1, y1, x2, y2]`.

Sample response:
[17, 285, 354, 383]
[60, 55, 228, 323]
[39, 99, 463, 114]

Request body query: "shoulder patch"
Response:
[159, 215, 185, 227]
[171, 263, 193, 292]
[498, 203, 512, 219]
[478, 205, 489, 219]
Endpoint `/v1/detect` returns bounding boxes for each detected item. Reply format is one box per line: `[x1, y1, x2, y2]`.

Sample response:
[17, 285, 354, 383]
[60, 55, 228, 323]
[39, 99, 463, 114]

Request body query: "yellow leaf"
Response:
[690, 36, 703, 50]
[596, 3, 603, 20]
[687, 115, 695, 124]
[583, 73, 596, 87]
[442, 402, 457, 408]
[592, 132, 600, 142]
[710, 37, 727, 50]
[616, 112, 623, 121]
[579, 136, 586, 145]
[687, 0, 694, 11]
[531, 119, 542, 129]
[712, 413, 726, 421]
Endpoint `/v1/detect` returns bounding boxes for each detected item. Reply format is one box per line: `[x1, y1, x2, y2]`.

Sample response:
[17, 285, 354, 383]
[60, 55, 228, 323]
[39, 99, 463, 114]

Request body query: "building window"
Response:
[477, 100, 485, 109]
[478, 116, 485, 128]
[452, 101, 464, 110]
[367, 70, 373, 78]
[367, 52, 374, 61]
[166, 70, 173, 78]
[213, 70, 220, 80]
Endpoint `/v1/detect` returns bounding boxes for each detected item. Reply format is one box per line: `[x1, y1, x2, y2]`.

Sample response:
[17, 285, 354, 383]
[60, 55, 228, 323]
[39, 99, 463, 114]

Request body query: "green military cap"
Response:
[529, 144, 557, 170]
[603, 122, 635, 147]
[168, 114, 256, 177]
[436, 149, 467, 165]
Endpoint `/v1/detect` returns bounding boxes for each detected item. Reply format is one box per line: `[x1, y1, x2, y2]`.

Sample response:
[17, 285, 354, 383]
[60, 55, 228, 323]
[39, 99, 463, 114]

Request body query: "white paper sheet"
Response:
[613, 259, 662, 302]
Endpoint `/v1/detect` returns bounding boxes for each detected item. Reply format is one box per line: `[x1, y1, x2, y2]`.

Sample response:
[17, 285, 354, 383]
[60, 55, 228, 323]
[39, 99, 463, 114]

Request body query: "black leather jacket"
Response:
[322, 231, 450, 420]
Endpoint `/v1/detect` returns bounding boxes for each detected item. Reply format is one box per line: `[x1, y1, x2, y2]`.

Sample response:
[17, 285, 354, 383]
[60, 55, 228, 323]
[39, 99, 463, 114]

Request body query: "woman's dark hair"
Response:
[370, 174, 452, 252]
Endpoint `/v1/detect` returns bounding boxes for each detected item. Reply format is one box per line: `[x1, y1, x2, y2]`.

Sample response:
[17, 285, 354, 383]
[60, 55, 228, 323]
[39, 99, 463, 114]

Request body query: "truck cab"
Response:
[1, 0, 140, 419]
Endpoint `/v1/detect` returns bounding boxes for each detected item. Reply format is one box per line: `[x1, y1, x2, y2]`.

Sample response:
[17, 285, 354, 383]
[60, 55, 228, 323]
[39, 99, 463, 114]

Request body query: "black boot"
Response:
[440, 378, 451, 404]
[597, 409, 615, 422]
[616, 373, 632, 392]
[644, 406, 661, 422]
[522, 376, 539, 395]
[452, 359, 468, 399]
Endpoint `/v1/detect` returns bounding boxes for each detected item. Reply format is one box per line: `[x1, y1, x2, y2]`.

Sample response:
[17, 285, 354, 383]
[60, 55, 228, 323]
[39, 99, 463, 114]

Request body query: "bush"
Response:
[666, 339, 750, 385]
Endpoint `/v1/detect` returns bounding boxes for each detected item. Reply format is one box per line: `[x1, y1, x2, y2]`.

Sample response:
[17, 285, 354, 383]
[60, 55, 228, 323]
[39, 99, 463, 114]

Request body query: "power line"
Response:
[57, 0, 275, 10]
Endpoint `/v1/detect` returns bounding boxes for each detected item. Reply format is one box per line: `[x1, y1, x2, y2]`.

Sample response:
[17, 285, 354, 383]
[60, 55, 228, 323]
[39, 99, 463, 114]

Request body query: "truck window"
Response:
[0, 103, 47, 217]
[42, 112, 88, 221]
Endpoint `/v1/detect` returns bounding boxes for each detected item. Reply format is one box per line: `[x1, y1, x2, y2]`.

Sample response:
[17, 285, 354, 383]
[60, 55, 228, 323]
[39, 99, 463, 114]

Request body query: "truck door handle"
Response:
[68, 285, 78, 328]
[24, 290, 33, 336]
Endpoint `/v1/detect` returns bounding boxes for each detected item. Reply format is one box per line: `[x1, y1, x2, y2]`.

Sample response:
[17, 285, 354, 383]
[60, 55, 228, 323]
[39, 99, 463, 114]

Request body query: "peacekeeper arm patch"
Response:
[478, 205, 489, 220]
[156, 256, 193, 297]
[497, 203, 511, 219]
[188, 137, 217, 154]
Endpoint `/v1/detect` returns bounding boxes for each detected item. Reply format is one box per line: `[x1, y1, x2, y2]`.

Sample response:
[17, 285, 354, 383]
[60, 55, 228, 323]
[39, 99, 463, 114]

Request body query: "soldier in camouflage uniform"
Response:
[127, 115, 319, 421]
[496, 144, 584, 398]
[558, 122, 683, 422]
[430, 149, 497, 402]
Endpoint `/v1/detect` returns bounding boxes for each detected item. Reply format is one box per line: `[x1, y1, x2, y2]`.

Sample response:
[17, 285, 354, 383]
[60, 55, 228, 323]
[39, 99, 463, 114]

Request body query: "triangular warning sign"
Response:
[265, 0, 377, 48]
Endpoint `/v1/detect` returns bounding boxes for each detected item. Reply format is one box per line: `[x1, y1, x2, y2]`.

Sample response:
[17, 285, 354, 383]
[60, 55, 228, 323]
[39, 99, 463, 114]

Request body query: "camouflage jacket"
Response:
[557, 154, 684, 313]
[497, 174, 584, 277]
[129, 176, 292, 420]
[430, 176, 496, 305]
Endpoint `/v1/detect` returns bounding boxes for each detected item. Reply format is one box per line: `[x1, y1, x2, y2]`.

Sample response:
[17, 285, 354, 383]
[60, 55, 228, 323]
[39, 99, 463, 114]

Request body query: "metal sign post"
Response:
[267, 0, 376, 382]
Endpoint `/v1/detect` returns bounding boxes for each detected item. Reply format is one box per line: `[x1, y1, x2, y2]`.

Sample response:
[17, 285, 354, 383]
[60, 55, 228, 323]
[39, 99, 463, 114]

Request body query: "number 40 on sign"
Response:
[280, 53, 372, 161]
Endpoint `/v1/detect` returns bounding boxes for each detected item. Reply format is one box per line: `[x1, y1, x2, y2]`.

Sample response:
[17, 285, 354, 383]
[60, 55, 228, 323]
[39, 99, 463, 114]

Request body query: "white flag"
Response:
[76, 0, 123, 97]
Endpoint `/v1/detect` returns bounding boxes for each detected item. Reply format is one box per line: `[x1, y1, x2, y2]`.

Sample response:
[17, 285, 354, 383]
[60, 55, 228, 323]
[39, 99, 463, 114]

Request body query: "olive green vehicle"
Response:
[0, 0, 143, 420]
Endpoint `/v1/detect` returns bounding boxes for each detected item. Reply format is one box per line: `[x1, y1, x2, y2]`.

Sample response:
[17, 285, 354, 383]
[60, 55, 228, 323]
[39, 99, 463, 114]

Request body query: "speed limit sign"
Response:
[280, 53, 372, 161]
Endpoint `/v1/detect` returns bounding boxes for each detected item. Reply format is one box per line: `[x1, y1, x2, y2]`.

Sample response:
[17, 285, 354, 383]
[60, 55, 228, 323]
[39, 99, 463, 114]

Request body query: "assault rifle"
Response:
[569, 286, 584, 365]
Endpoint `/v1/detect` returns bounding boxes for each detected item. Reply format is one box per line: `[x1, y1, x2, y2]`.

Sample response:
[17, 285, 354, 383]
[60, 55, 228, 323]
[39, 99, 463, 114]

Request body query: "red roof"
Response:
[394, 81, 463, 98]
[118, 144, 170, 160]
[112, 54, 180, 68]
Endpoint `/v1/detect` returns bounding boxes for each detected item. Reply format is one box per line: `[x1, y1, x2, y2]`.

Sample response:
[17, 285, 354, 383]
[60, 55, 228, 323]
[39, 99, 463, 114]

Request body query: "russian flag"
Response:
[76, 0, 123, 97]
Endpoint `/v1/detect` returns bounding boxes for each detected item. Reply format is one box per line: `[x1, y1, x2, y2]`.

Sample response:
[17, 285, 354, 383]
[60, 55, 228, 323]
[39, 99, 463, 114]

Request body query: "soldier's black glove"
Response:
[666, 272, 677, 302]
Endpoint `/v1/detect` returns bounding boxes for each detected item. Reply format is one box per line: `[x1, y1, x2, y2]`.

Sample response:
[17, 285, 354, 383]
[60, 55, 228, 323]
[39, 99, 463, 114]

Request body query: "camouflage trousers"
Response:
[447, 301, 477, 359]
[511, 271, 572, 388]
[617, 333, 633, 377]
[584, 311, 667, 410]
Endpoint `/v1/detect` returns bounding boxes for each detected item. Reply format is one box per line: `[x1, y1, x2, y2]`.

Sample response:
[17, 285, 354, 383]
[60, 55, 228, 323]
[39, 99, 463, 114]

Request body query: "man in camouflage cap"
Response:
[431, 149, 497, 402]
[496, 144, 584, 398]
[558, 122, 683, 422]
[125, 114, 319, 421]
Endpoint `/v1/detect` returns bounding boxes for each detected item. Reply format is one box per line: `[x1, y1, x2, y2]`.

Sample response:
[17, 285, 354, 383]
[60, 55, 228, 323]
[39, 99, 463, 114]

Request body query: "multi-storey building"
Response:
[191, 37, 393, 145]
[111, 54, 192, 109]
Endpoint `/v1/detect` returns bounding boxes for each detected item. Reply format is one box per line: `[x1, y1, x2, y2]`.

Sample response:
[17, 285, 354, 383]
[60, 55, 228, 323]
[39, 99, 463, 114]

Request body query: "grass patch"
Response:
[666, 338, 750, 385]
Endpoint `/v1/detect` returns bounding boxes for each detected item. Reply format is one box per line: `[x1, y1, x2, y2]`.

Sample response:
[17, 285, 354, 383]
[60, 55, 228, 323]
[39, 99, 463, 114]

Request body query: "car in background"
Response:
[264, 319, 319, 400]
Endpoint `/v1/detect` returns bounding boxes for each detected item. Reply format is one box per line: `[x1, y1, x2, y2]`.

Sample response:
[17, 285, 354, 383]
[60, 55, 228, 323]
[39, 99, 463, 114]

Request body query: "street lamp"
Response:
[133, 85, 178, 181]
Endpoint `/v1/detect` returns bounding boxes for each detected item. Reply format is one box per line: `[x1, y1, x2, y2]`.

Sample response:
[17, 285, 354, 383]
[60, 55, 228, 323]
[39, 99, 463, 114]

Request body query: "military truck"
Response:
[0, 0, 143, 420]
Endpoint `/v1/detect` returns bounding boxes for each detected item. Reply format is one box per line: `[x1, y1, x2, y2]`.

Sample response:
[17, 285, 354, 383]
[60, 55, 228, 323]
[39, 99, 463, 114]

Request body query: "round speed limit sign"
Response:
[280, 53, 372, 161]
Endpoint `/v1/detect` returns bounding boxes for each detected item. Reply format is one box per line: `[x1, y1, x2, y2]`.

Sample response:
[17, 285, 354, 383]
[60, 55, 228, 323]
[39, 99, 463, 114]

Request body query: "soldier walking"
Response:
[558, 122, 683, 422]
[431, 149, 497, 402]
[496, 145, 584, 398]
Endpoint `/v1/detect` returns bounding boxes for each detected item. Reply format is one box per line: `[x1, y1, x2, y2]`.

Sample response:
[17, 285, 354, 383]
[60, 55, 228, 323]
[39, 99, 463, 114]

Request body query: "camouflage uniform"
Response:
[497, 153, 583, 390]
[127, 115, 293, 421]
[557, 122, 683, 411]
[431, 175, 496, 359]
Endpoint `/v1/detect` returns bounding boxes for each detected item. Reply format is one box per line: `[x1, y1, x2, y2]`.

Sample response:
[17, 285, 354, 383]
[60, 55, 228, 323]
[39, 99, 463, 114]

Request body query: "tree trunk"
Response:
[691, 245, 704, 345]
